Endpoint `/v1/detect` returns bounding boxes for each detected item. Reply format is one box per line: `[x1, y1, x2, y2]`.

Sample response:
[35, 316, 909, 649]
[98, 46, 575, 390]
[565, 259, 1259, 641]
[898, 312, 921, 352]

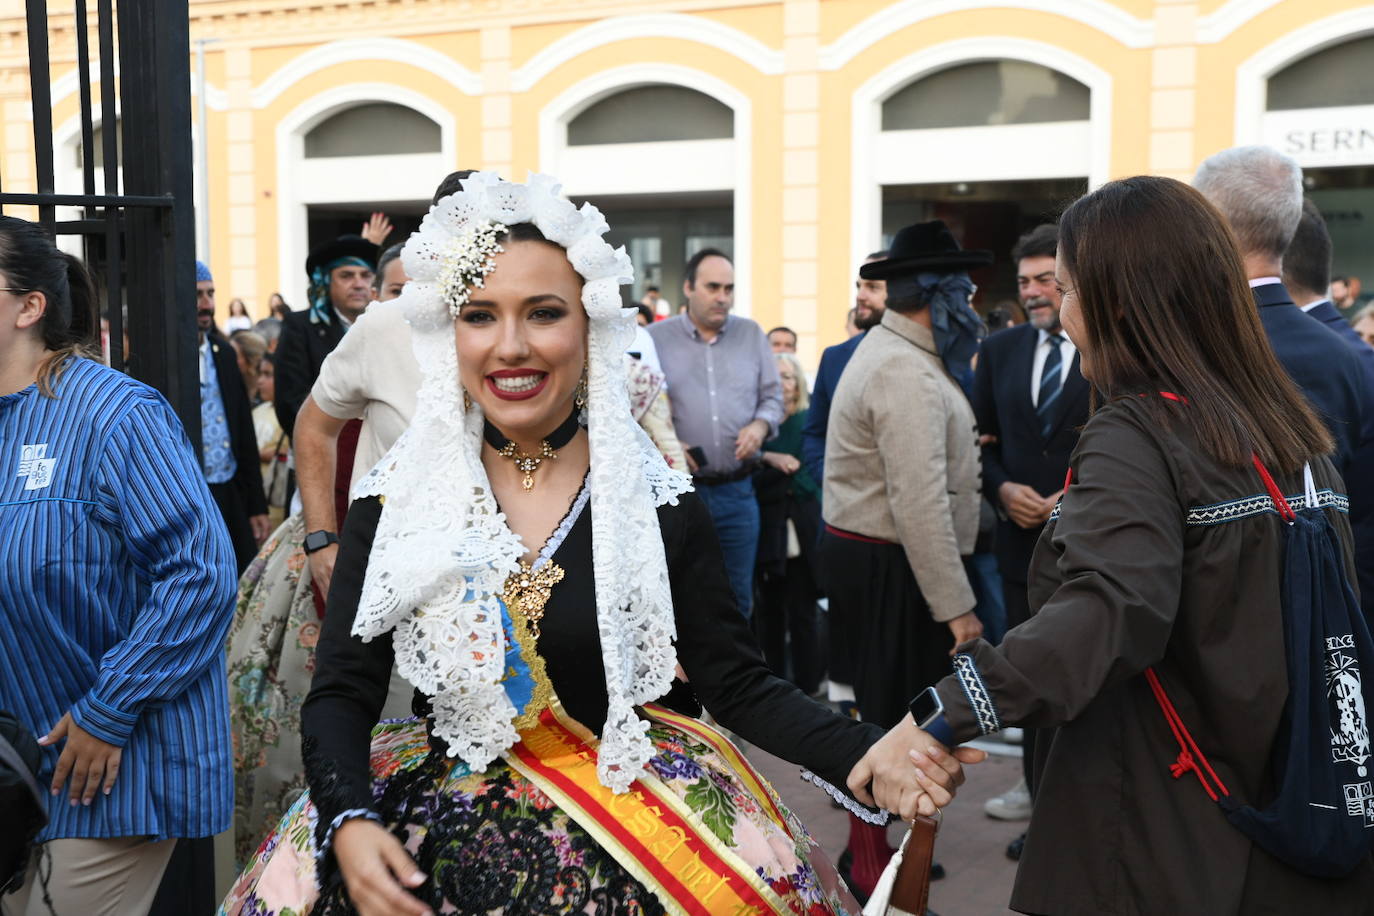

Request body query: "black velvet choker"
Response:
[483, 409, 583, 491]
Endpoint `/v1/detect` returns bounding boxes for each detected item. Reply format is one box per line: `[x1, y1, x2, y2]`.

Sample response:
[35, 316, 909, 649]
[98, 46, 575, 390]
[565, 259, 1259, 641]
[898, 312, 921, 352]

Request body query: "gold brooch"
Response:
[501, 560, 566, 640]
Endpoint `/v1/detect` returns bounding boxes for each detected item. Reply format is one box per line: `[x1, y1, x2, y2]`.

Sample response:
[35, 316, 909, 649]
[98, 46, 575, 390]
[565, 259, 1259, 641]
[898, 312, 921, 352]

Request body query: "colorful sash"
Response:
[504, 704, 794, 916]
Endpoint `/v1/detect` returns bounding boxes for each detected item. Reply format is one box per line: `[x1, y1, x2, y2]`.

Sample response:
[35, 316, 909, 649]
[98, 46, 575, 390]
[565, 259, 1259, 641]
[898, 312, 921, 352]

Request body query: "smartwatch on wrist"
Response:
[908, 686, 944, 730]
[303, 530, 339, 554]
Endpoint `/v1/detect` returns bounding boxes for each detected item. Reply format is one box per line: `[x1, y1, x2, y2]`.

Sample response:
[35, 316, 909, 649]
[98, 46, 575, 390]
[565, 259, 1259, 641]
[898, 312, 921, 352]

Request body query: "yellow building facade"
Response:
[3, 0, 1373, 364]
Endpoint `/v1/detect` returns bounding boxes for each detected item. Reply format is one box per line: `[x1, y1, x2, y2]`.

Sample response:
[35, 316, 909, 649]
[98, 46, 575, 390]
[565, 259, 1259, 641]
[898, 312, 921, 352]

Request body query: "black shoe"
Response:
[836, 848, 869, 906]
[1006, 832, 1026, 861]
[930, 861, 946, 880]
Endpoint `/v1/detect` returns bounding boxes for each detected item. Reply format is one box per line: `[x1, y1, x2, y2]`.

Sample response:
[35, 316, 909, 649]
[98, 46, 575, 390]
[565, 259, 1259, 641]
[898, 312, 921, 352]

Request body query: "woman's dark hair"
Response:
[499, 222, 562, 250]
[1058, 176, 1332, 472]
[0, 216, 98, 395]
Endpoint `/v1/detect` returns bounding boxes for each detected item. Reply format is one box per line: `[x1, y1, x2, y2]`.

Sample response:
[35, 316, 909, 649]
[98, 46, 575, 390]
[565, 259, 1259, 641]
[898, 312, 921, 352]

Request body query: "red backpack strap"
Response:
[1145, 668, 1231, 802]
[1251, 454, 1296, 524]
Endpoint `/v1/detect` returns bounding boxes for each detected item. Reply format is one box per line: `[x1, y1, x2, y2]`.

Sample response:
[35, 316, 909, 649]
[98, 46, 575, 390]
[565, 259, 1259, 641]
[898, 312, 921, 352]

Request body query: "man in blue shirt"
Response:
[648, 248, 783, 618]
[195, 261, 269, 573]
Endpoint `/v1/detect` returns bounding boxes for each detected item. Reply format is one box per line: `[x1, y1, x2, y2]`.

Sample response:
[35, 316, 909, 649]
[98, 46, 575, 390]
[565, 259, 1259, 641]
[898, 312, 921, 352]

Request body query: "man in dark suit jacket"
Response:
[273, 234, 379, 437]
[194, 262, 268, 574]
[1195, 146, 1367, 482]
[1284, 199, 1374, 623]
[971, 225, 1091, 856]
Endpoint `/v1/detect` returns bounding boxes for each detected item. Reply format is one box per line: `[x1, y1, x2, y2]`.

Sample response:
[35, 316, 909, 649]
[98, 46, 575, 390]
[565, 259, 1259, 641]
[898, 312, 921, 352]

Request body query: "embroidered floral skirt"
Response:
[227, 514, 318, 867]
[220, 714, 861, 915]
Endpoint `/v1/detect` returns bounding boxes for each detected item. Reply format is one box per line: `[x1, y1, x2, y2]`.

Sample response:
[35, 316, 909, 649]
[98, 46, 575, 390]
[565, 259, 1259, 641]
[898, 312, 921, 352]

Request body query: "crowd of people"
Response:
[3, 148, 1374, 916]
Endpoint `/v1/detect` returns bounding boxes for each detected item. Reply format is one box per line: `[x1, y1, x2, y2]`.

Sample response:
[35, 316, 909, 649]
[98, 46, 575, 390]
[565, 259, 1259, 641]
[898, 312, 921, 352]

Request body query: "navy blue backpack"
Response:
[1148, 456, 1374, 877]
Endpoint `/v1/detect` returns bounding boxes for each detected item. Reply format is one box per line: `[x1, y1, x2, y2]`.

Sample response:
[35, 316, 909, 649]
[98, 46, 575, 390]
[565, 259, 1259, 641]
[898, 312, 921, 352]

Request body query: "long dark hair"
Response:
[1059, 176, 1332, 472]
[0, 216, 98, 395]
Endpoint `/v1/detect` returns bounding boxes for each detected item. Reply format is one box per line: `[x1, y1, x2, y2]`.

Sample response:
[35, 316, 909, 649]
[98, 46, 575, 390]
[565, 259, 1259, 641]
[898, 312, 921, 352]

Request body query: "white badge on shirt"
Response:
[17, 443, 55, 490]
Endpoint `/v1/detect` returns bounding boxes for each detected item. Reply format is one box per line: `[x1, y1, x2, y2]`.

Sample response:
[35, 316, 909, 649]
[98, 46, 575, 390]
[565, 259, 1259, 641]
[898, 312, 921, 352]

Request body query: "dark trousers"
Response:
[148, 836, 214, 916]
[1004, 578, 1038, 795]
[755, 556, 826, 694]
[818, 531, 953, 729]
[208, 480, 256, 575]
[694, 478, 760, 618]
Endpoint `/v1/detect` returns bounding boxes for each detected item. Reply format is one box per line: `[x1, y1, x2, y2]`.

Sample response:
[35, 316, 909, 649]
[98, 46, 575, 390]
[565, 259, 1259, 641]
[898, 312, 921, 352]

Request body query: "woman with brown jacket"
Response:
[856, 176, 1374, 913]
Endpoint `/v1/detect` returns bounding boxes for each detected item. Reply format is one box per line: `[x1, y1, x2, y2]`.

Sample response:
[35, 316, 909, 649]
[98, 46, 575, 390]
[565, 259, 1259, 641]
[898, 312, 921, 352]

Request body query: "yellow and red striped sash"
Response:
[504, 704, 793, 916]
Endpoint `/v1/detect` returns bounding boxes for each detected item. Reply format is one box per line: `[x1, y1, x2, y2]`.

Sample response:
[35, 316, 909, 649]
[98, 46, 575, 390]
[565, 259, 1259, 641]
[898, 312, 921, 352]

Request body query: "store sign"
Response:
[1263, 105, 1374, 168]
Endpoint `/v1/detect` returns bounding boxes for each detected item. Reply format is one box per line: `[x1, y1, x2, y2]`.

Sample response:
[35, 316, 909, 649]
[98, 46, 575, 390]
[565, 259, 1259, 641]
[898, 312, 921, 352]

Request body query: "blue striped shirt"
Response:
[0, 358, 236, 841]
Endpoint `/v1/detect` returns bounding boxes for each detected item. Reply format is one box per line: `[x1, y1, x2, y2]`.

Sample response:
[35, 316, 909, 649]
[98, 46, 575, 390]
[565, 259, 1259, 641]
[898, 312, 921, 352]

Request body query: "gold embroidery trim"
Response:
[501, 560, 564, 731]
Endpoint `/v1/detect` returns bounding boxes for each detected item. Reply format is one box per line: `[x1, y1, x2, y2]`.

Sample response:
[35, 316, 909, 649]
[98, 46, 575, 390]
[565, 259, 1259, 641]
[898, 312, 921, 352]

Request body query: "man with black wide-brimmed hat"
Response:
[819, 220, 990, 898]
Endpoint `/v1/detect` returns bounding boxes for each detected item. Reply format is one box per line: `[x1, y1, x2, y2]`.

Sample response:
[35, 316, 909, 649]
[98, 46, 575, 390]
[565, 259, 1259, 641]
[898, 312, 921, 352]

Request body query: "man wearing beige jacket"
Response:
[819, 220, 988, 897]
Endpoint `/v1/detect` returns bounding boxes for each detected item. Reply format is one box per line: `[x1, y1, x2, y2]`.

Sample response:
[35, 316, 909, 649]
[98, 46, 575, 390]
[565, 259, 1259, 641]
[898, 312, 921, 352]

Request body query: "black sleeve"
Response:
[666, 493, 883, 796]
[300, 495, 394, 830]
[274, 316, 310, 437]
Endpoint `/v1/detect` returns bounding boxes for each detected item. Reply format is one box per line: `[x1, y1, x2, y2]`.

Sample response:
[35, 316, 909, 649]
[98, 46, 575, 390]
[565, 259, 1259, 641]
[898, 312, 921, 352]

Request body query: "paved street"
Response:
[749, 740, 1025, 915]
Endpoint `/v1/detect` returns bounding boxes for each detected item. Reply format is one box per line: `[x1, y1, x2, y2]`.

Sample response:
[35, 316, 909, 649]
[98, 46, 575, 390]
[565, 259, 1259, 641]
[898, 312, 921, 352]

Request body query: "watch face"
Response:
[910, 688, 941, 727]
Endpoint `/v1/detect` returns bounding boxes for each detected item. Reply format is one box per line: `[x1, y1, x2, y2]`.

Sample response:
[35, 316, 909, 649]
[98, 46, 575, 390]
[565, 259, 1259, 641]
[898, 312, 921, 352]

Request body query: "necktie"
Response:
[1037, 334, 1063, 438]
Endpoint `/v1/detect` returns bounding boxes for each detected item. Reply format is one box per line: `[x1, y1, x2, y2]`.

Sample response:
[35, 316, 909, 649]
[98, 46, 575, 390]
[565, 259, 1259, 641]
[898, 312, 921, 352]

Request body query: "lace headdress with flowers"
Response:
[350, 172, 691, 793]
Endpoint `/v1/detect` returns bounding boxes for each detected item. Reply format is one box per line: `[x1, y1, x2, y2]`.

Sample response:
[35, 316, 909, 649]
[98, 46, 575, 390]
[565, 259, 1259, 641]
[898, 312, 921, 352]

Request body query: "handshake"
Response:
[845, 713, 989, 821]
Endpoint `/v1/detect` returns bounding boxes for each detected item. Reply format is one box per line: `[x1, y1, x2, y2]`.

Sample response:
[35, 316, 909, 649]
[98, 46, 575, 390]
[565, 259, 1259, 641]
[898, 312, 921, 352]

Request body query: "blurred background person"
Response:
[253, 316, 282, 353]
[1354, 304, 1374, 347]
[267, 292, 290, 320]
[225, 298, 253, 333]
[754, 352, 825, 696]
[1332, 275, 1362, 312]
[229, 329, 268, 401]
[635, 303, 654, 326]
[253, 352, 290, 528]
[768, 325, 798, 354]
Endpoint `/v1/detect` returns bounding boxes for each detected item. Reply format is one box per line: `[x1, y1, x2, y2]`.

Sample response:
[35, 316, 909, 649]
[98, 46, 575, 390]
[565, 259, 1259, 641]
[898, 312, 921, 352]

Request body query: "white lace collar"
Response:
[350, 172, 692, 793]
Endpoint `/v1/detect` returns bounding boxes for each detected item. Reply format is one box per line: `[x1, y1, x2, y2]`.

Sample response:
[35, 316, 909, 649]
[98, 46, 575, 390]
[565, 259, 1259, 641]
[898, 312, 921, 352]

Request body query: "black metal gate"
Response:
[2, 0, 199, 450]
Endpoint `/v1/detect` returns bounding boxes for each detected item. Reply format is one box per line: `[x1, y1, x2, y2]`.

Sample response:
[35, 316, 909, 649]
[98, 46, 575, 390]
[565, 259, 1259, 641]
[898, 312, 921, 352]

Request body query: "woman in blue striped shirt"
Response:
[0, 217, 237, 916]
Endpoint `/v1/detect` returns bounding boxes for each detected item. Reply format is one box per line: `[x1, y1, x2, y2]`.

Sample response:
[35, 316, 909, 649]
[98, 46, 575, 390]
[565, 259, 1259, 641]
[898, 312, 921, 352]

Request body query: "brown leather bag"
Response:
[866, 814, 938, 916]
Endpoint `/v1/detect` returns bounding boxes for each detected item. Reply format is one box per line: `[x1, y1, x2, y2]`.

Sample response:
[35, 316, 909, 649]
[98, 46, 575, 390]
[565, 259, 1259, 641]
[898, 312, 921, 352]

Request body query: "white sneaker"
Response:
[984, 778, 1033, 821]
[1001, 727, 1024, 745]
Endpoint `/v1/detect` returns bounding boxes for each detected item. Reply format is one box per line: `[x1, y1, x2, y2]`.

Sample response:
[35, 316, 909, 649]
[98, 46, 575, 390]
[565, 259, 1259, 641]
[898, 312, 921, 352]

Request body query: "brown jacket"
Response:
[936, 397, 1374, 914]
[822, 308, 980, 622]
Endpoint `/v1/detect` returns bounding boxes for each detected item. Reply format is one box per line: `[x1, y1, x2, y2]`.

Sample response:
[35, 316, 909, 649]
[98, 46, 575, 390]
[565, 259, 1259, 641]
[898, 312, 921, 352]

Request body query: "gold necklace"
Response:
[497, 440, 557, 491]
[483, 410, 582, 492]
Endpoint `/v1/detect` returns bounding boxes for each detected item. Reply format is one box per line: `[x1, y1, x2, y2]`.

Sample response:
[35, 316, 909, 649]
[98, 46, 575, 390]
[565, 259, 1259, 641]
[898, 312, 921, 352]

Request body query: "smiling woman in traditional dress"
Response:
[220, 173, 980, 916]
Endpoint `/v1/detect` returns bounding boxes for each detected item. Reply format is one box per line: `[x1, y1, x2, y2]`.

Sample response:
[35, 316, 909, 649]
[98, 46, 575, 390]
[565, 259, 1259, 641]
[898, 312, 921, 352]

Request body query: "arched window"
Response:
[568, 85, 733, 146]
[303, 103, 442, 158]
[882, 61, 1090, 130]
[1267, 36, 1374, 111]
[75, 120, 122, 169]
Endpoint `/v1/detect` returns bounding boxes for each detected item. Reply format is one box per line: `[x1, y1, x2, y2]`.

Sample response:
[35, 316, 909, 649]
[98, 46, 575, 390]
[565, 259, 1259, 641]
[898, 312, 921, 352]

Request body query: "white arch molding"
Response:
[848, 36, 1113, 281]
[512, 14, 783, 92]
[1233, 8, 1374, 151]
[253, 38, 481, 109]
[538, 63, 754, 317]
[275, 84, 458, 308]
[821, 0, 1151, 69]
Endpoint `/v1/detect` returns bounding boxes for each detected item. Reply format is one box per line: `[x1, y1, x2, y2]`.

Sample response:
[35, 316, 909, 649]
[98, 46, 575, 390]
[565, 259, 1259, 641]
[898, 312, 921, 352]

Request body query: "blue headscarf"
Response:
[888, 271, 985, 386]
[308, 256, 372, 326]
[195, 260, 213, 283]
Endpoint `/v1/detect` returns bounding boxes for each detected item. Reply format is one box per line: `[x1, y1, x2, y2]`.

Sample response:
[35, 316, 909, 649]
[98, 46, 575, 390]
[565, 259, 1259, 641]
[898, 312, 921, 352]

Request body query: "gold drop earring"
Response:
[574, 365, 589, 410]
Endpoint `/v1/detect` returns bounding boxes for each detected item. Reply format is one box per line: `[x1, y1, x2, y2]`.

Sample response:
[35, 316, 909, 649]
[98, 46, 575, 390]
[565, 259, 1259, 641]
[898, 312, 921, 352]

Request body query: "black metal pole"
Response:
[117, 0, 199, 451]
[24, 0, 55, 229]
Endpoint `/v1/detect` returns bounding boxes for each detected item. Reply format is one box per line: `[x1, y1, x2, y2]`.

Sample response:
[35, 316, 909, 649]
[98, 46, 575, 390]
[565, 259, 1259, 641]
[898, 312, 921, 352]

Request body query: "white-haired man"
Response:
[1194, 145, 1369, 481]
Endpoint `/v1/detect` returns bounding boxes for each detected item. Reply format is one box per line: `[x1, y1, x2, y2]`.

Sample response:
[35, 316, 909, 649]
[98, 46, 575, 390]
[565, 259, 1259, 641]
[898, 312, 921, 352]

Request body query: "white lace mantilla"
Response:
[350, 172, 691, 793]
